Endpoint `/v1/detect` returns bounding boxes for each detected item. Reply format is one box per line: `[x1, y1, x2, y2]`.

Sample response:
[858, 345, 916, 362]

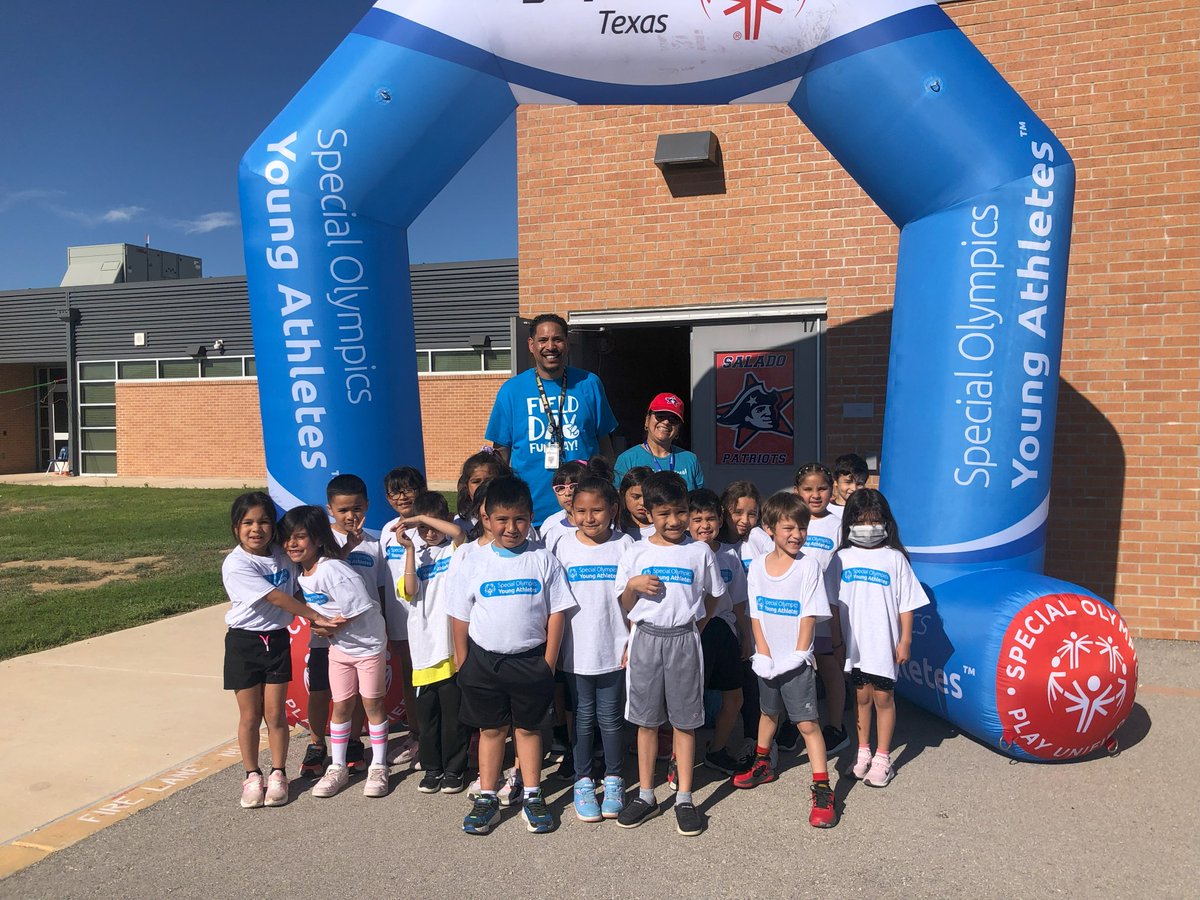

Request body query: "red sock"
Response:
[756, 745, 771, 758]
[812, 771, 828, 783]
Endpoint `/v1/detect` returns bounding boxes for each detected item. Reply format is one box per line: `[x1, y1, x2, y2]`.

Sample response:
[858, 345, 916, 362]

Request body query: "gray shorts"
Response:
[758, 663, 819, 724]
[625, 622, 704, 730]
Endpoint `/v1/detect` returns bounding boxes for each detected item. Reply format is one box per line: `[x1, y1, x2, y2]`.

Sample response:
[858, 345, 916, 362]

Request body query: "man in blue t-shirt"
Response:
[485, 314, 618, 523]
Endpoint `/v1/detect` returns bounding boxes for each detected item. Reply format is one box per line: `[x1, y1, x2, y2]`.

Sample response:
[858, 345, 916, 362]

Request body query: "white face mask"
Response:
[849, 524, 887, 548]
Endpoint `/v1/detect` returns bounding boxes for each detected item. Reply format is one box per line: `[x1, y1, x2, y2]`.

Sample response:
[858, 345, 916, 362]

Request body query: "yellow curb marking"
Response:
[1138, 683, 1200, 699]
[10, 841, 57, 853]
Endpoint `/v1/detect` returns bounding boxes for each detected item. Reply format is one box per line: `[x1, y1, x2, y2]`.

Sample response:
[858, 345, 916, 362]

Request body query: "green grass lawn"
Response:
[0, 485, 459, 661]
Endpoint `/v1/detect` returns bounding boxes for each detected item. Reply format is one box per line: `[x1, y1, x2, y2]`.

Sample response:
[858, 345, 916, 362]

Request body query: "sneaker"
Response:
[777, 721, 801, 752]
[299, 743, 327, 777]
[674, 801, 704, 836]
[704, 747, 741, 775]
[346, 739, 367, 774]
[666, 755, 679, 792]
[418, 771, 443, 794]
[852, 746, 873, 779]
[497, 769, 524, 807]
[264, 770, 288, 807]
[363, 764, 390, 798]
[388, 736, 419, 768]
[616, 796, 658, 829]
[810, 780, 837, 828]
[523, 788, 555, 833]
[463, 794, 501, 835]
[467, 777, 482, 799]
[240, 771, 265, 809]
[656, 729, 672, 760]
[555, 758, 577, 781]
[822, 725, 850, 755]
[312, 764, 350, 798]
[864, 754, 894, 788]
[732, 757, 777, 790]
[441, 772, 467, 794]
[573, 777, 602, 823]
[601, 775, 625, 819]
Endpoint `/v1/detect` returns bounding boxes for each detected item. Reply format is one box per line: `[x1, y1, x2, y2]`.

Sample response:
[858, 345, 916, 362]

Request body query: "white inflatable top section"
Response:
[374, 0, 934, 102]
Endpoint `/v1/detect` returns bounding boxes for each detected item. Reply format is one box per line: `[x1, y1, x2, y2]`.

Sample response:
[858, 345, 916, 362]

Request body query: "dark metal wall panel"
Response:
[70, 277, 256, 361]
[0, 260, 518, 364]
[410, 259, 518, 350]
[0, 289, 69, 362]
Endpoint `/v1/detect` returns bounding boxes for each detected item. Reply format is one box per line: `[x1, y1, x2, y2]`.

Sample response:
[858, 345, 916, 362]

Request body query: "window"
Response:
[159, 359, 199, 379]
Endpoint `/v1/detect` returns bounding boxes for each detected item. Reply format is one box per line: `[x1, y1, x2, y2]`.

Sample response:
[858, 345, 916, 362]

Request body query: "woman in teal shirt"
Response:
[613, 392, 704, 490]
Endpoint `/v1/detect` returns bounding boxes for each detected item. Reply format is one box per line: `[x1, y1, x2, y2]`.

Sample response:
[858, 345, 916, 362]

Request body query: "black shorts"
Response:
[458, 639, 554, 731]
[306, 646, 330, 693]
[851, 667, 897, 692]
[702, 618, 743, 692]
[224, 628, 291, 691]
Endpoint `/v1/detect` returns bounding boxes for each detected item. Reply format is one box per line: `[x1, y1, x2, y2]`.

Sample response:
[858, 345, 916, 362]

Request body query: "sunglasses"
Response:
[651, 411, 682, 425]
[552, 482, 579, 495]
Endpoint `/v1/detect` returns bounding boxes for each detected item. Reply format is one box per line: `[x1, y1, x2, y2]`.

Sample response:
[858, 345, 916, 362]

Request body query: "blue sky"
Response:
[0, 1, 516, 290]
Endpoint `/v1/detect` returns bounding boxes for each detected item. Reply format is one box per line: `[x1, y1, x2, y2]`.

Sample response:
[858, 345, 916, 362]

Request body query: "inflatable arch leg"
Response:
[239, 1, 1135, 757]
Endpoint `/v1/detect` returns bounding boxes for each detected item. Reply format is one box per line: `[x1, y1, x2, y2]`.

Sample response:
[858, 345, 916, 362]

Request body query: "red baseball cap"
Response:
[648, 392, 685, 421]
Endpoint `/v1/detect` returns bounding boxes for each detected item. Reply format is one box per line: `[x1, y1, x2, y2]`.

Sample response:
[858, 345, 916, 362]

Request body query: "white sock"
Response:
[369, 721, 389, 767]
[329, 721, 351, 768]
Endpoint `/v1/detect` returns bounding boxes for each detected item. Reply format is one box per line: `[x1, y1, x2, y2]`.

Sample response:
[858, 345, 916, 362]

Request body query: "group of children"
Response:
[222, 446, 929, 836]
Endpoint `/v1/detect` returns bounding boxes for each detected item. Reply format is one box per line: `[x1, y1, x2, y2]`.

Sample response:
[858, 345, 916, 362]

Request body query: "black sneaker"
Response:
[674, 801, 704, 836]
[777, 721, 801, 753]
[703, 747, 741, 775]
[822, 724, 850, 755]
[440, 772, 467, 794]
[616, 796, 659, 829]
[300, 743, 327, 777]
[347, 738, 367, 774]
[418, 771, 443, 794]
[555, 758, 576, 781]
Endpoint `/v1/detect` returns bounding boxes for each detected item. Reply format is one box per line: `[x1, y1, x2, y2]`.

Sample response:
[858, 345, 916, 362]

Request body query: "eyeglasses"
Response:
[651, 412, 682, 425]
[387, 489, 418, 501]
[552, 482, 578, 495]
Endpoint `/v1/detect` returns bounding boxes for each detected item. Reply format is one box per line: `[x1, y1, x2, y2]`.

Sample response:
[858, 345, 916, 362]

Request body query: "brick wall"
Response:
[116, 380, 267, 479]
[0, 364, 38, 474]
[517, 1, 1200, 638]
[113, 376, 505, 485]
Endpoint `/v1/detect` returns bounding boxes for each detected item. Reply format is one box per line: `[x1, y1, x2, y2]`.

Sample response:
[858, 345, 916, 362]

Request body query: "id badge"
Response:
[544, 444, 560, 469]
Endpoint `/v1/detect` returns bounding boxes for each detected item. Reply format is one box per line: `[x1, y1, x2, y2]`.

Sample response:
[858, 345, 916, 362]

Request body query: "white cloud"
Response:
[0, 188, 65, 212]
[98, 206, 145, 223]
[179, 211, 238, 234]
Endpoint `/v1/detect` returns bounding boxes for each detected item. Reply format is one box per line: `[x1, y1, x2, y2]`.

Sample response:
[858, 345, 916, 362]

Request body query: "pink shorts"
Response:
[327, 647, 387, 702]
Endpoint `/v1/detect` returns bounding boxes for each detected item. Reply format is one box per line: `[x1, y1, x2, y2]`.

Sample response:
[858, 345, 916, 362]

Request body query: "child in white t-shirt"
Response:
[448, 476, 577, 836]
[617, 466, 655, 540]
[540, 459, 587, 552]
[615, 472, 725, 837]
[737, 491, 837, 828]
[829, 453, 869, 520]
[453, 450, 510, 541]
[221, 492, 340, 809]
[553, 474, 634, 823]
[280, 506, 390, 801]
[793, 462, 850, 754]
[720, 480, 774, 572]
[392, 491, 467, 794]
[686, 488, 753, 779]
[833, 488, 929, 789]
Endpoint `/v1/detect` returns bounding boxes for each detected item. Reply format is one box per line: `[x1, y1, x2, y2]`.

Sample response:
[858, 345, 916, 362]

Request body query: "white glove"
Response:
[750, 653, 775, 679]
[776, 648, 816, 675]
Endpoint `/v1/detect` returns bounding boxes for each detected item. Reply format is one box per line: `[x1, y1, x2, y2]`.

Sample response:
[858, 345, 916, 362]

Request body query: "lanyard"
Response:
[535, 373, 567, 450]
[643, 441, 676, 472]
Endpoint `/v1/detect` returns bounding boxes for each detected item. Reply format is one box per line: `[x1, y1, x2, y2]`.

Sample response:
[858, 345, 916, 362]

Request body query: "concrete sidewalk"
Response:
[0, 605, 235, 844]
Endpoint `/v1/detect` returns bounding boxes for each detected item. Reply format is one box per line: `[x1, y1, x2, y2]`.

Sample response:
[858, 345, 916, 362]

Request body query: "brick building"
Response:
[516, 0, 1198, 639]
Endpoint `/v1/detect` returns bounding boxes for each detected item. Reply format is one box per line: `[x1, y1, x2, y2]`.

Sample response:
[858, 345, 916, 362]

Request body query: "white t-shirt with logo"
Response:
[747, 553, 831, 664]
[380, 517, 428, 641]
[828, 503, 845, 521]
[554, 531, 634, 675]
[297, 557, 387, 658]
[222, 545, 297, 632]
[832, 546, 930, 680]
[711, 542, 748, 632]
[615, 539, 726, 628]
[801, 513, 843, 638]
[403, 539, 458, 671]
[332, 528, 388, 594]
[446, 544, 577, 655]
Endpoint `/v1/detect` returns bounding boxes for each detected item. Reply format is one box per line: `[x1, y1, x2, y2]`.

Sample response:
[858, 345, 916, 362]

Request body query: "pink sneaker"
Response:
[240, 771, 265, 809]
[864, 753, 894, 788]
[312, 764, 350, 798]
[388, 736, 419, 768]
[264, 770, 289, 807]
[852, 747, 873, 780]
[363, 764, 390, 798]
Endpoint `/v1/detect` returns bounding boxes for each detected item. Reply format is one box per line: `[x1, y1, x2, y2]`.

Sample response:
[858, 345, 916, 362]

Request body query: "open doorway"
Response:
[571, 325, 692, 457]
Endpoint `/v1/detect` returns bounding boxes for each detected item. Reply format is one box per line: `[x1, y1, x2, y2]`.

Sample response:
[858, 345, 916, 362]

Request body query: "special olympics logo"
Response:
[995, 593, 1137, 760]
[700, 0, 805, 41]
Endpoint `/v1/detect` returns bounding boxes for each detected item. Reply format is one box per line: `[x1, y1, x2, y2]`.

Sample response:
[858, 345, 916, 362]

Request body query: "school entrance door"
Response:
[569, 301, 824, 494]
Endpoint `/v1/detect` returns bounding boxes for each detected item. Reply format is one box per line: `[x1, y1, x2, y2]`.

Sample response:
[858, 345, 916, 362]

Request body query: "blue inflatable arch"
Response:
[240, 0, 1136, 760]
